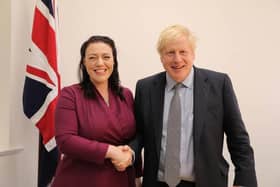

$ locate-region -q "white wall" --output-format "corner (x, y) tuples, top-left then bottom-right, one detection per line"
(0, 0), (38, 187)
(1, 0), (279, 186)
(0, 0), (11, 150)
(0, 0), (13, 186)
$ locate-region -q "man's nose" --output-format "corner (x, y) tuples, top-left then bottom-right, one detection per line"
(173, 53), (182, 62)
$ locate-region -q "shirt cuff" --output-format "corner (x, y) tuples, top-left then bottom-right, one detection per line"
(131, 150), (135, 164)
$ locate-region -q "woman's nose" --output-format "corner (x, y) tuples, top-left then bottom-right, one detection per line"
(95, 57), (104, 65)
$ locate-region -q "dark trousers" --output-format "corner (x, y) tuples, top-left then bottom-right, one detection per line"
(157, 180), (195, 187)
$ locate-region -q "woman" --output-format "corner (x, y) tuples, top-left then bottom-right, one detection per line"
(52, 36), (141, 187)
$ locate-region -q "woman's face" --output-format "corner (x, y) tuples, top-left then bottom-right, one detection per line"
(83, 42), (114, 87)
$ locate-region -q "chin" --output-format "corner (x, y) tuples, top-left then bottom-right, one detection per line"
(169, 74), (185, 82)
(92, 79), (108, 85)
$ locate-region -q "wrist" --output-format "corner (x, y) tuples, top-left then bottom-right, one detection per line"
(105, 145), (117, 159)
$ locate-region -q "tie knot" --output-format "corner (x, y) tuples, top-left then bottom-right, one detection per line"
(173, 83), (181, 92)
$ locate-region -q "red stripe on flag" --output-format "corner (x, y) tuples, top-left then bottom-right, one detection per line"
(26, 65), (55, 86)
(36, 97), (58, 145)
(32, 7), (58, 73)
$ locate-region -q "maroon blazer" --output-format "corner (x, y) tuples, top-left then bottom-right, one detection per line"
(52, 84), (139, 187)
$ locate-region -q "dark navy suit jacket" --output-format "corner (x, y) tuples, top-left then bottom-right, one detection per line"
(131, 66), (257, 187)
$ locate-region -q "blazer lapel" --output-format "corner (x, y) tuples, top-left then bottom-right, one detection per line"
(150, 73), (166, 160)
(193, 67), (209, 156)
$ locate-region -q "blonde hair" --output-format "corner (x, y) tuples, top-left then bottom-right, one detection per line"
(157, 24), (197, 54)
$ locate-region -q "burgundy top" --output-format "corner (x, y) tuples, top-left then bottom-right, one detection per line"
(51, 84), (138, 187)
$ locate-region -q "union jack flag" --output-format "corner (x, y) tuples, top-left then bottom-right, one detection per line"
(23, 0), (60, 152)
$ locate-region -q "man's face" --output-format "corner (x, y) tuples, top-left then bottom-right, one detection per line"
(160, 36), (195, 82)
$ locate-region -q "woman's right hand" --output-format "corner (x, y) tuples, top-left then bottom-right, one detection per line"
(105, 145), (133, 171)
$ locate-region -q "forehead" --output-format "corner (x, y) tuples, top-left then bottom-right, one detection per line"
(86, 42), (112, 54)
(163, 36), (192, 51)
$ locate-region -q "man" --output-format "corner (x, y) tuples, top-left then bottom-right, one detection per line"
(129, 25), (257, 187)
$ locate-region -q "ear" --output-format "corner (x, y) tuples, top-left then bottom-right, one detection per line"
(160, 54), (164, 64)
(81, 62), (85, 68)
(80, 62), (87, 72)
(191, 50), (196, 60)
(82, 58), (87, 65)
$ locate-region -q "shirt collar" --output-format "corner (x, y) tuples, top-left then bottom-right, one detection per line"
(166, 66), (194, 91)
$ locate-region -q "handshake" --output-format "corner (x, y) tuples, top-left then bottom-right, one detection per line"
(105, 145), (134, 172)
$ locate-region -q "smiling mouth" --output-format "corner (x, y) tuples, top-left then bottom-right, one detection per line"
(94, 69), (107, 73)
(171, 65), (185, 70)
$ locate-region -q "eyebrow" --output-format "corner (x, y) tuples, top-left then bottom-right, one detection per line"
(86, 53), (112, 56)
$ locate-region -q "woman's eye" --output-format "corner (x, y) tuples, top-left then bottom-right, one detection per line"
(88, 56), (97, 60)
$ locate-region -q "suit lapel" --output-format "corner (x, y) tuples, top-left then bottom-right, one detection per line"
(150, 73), (166, 160)
(193, 67), (209, 156)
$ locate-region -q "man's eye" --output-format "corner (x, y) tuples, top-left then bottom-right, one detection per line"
(166, 51), (174, 56)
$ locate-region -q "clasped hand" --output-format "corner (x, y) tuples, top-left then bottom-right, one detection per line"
(106, 145), (133, 172)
